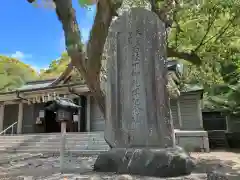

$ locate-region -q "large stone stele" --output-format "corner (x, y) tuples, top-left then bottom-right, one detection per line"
(94, 147), (195, 178)
(104, 5), (174, 150)
(95, 7), (195, 177)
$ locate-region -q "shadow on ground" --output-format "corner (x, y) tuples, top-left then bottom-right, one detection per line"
(192, 156), (240, 179)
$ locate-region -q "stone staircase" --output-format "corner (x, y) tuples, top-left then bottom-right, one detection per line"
(0, 132), (109, 155)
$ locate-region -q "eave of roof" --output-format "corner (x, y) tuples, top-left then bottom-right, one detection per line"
(0, 82), (87, 95)
(180, 84), (204, 100)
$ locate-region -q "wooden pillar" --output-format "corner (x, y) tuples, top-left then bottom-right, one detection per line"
(0, 104), (5, 132)
(60, 120), (66, 172)
(226, 115), (229, 132)
(78, 97), (81, 132)
(176, 99), (182, 128)
(61, 121), (67, 133)
(197, 99), (203, 128)
(17, 102), (23, 134)
(86, 95), (91, 132)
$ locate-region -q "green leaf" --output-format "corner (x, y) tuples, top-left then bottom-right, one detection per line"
(0, 55), (39, 92)
(78, 0), (97, 7)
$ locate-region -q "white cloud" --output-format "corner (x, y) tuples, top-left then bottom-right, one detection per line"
(8, 51), (46, 73)
(10, 51), (32, 60)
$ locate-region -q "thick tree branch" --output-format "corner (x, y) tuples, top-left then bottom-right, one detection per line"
(51, 0), (107, 115)
(86, 0), (121, 73)
(49, 0), (87, 86)
(85, 0), (120, 115)
(193, 6), (218, 53)
(50, 62), (73, 86)
(197, 12), (239, 51)
(167, 47), (201, 65)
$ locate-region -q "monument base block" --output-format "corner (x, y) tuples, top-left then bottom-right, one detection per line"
(94, 146), (196, 178)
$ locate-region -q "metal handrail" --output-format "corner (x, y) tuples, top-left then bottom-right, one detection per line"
(0, 121), (18, 135)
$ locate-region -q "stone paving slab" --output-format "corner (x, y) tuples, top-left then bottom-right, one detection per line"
(0, 152), (235, 180)
(1, 173), (209, 180)
(0, 153), (42, 165)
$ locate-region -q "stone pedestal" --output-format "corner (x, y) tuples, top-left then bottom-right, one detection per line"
(94, 147), (195, 178)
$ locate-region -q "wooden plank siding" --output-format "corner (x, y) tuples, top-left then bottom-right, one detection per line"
(179, 93), (203, 130)
(89, 97), (182, 132)
(3, 104), (18, 134)
(170, 99), (180, 129)
(227, 115), (240, 132)
(89, 92), (203, 131)
(90, 97), (105, 131)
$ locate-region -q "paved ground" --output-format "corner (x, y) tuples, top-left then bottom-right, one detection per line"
(0, 150), (239, 179)
(191, 150), (240, 179)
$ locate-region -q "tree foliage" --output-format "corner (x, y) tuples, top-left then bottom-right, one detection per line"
(40, 52), (70, 79)
(171, 0), (240, 88)
(25, 0), (240, 118)
(204, 54), (240, 114)
(40, 52), (84, 83)
(0, 55), (38, 92)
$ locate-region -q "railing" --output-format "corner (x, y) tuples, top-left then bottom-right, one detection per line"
(0, 121), (18, 135)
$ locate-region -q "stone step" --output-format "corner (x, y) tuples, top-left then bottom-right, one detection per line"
(0, 134), (105, 139)
(0, 138), (106, 143)
(12, 144), (109, 149)
(0, 142), (108, 148)
(0, 153), (42, 164)
(0, 133), (109, 154)
(0, 132), (104, 136)
(13, 148), (110, 152)
(0, 141), (108, 147)
(13, 143), (108, 147)
(0, 147), (108, 151)
(0, 148), (107, 155)
(12, 140), (107, 144)
(0, 135), (105, 139)
(0, 135), (104, 138)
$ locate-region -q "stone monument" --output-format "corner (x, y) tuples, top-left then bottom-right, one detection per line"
(104, 8), (173, 149)
(94, 8), (195, 177)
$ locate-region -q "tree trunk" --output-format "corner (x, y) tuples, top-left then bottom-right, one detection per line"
(52, 0), (116, 118)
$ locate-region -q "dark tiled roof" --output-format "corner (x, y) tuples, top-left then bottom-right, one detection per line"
(181, 84), (204, 93)
(15, 79), (83, 93)
(17, 81), (53, 91)
(45, 97), (80, 111)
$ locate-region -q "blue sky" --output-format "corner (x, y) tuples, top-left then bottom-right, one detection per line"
(0, 0), (96, 71)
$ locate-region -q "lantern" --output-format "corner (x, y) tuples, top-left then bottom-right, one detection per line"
(45, 97), (81, 129)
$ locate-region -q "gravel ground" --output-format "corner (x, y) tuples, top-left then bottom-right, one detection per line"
(0, 151), (239, 179)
